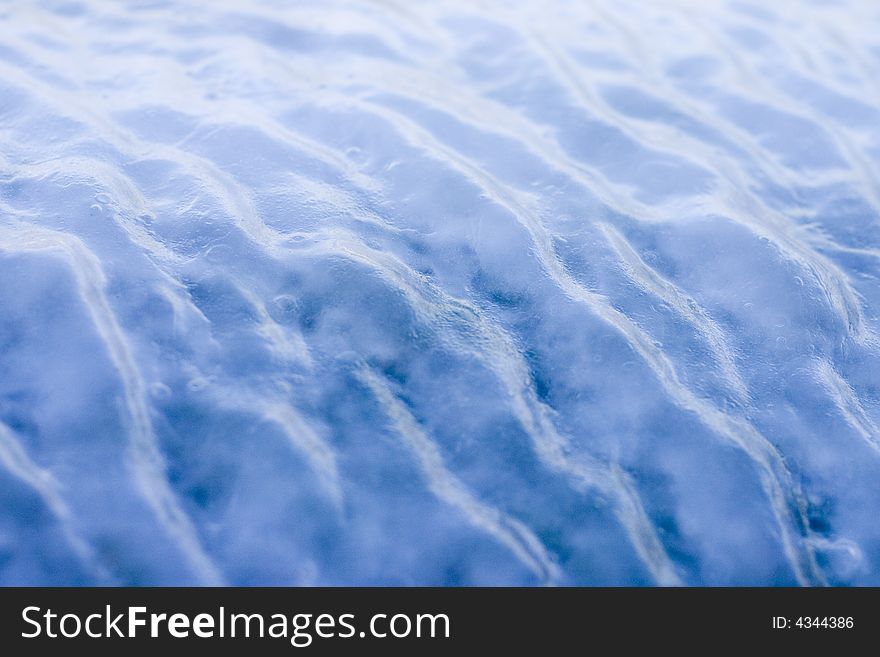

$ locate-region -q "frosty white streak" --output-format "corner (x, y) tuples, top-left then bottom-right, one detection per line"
(0, 223), (222, 585)
(357, 365), (562, 584)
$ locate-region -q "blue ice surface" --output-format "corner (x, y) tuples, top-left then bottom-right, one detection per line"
(0, 0), (879, 586)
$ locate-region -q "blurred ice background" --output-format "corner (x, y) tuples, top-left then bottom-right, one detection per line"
(1, 0), (880, 586)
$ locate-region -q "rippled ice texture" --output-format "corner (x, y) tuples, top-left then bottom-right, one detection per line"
(1, 0), (880, 586)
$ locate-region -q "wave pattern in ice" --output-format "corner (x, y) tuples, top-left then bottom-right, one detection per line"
(1, 0), (880, 585)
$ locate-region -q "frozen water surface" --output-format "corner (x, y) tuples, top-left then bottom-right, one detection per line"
(1, 0), (880, 585)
